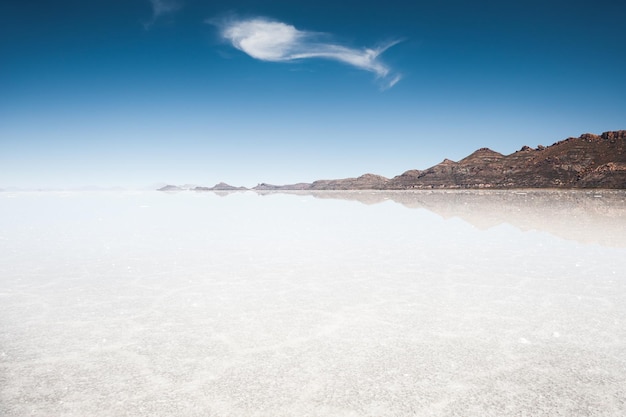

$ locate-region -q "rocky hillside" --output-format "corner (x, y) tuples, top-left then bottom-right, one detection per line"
(255, 130), (626, 190)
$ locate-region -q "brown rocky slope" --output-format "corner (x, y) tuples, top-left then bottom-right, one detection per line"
(255, 130), (626, 190)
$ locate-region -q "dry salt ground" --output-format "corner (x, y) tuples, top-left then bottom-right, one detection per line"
(1, 190), (625, 416)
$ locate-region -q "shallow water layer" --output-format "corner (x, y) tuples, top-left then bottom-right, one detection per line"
(1, 190), (625, 416)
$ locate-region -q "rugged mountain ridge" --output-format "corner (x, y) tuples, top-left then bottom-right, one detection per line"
(158, 130), (626, 191)
(254, 130), (626, 190)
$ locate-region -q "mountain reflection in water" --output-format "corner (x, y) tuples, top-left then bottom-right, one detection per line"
(255, 189), (626, 248)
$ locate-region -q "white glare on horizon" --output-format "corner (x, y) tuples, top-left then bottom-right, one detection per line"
(216, 17), (402, 89)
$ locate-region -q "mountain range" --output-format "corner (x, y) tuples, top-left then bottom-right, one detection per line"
(255, 130), (626, 190)
(160, 130), (626, 191)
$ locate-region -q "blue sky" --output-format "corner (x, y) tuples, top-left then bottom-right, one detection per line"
(2, 0), (625, 189)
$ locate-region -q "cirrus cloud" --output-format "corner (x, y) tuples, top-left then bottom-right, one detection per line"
(215, 17), (402, 89)
(144, 0), (182, 29)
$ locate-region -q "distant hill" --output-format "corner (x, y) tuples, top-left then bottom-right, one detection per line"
(194, 182), (247, 191)
(157, 184), (184, 191)
(253, 130), (626, 190)
(158, 183), (247, 192)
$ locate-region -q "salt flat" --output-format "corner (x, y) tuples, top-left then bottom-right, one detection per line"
(1, 190), (625, 416)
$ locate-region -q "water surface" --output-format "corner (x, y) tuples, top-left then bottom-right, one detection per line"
(1, 190), (625, 416)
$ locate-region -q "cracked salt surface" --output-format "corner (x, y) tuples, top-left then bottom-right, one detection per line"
(1, 190), (626, 416)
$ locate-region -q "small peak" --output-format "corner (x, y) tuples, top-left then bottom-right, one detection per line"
(394, 169), (422, 179)
(459, 147), (504, 165)
(472, 147), (502, 155)
(601, 130), (626, 140)
(358, 173), (389, 181)
(468, 147), (503, 157)
(212, 182), (246, 190)
(440, 158), (457, 164)
(253, 183), (277, 190)
(580, 133), (601, 141)
(157, 184), (182, 191)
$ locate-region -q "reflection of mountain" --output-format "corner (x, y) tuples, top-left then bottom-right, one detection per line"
(258, 190), (626, 248)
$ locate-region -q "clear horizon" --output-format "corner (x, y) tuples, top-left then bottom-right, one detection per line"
(2, 1), (625, 189)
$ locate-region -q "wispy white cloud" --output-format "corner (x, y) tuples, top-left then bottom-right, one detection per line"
(216, 17), (402, 89)
(145, 0), (182, 29)
(150, 0), (181, 17)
